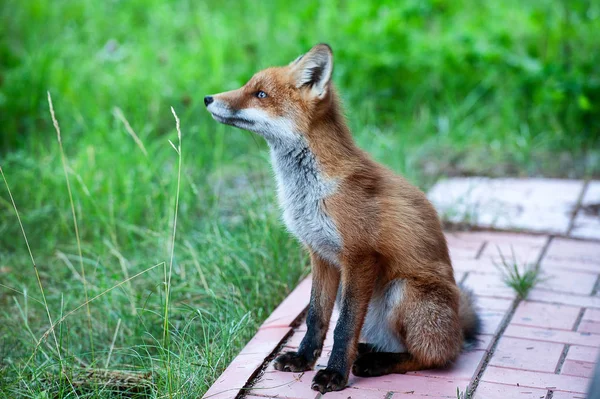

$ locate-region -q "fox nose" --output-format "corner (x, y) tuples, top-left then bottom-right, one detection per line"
(204, 96), (214, 107)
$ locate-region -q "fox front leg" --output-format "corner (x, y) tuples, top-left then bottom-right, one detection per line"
(274, 252), (340, 372)
(311, 255), (375, 393)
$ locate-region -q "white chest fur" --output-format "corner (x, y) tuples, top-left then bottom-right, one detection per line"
(270, 142), (342, 265)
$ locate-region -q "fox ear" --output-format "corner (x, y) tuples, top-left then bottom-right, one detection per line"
(291, 44), (333, 98)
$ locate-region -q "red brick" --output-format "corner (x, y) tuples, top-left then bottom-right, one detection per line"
(454, 271), (466, 284)
(512, 302), (581, 330)
(410, 349), (486, 381)
(527, 290), (600, 309)
(571, 183), (600, 240)
(445, 231), (488, 259)
(537, 269), (597, 295)
(250, 370), (319, 399)
(317, 387), (389, 399)
(462, 273), (516, 299)
(452, 258), (501, 275)
(203, 327), (291, 399)
(473, 232), (547, 250)
(391, 391), (462, 399)
(571, 214), (600, 241)
(472, 334), (495, 351)
(503, 324), (600, 347)
(282, 330), (304, 349)
(203, 361), (263, 399)
(449, 247), (482, 262)
(475, 296), (514, 312)
(561, 359), (595, 378)
(480, 310), (508, 335)
(552, 391), (590, 398)
(567, 345), (600, 363)
(350, 374), (468, 397)
(481, 365), (589, 393)
(473, 382), (548, 399)
(239, 327), (293, 357)
(261, 277), (311, 329)
(578, 320), (600, 334)
(583, 308), (600, 322)
(542, 238), (600, 273)
(489, 337), (564, 373)
(479, 232), (547, 265)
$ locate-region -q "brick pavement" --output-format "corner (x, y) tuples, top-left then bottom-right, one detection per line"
(203, 179), (599, 398)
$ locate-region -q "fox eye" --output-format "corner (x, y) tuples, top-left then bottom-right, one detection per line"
(255, 90), (268, 99)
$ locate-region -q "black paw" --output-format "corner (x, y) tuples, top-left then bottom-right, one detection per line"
(311, 368), (347, 393)
(352, 353), (389, 377)
(273, 351), (313, 372)
(357, 342), (376, 355)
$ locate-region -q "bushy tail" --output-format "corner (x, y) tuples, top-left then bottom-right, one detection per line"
(458, 286), (481, 347)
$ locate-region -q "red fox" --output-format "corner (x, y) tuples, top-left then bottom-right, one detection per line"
(205, 44), (480, 393)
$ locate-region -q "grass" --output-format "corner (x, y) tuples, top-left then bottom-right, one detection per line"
(0, 0), (599, 397)
(494, 247), (543, 299)
(457, 386), (471, 399)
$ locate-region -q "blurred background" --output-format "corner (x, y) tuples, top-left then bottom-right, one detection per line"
(0, 0), (599, 396)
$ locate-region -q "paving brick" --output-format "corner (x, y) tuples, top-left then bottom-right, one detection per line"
(537, 269), (597, 295)
(203, 361), (264, 399)
(481, 365), (589, 393)
(581, 182), (600, 214)
(203, 327), (291, 399)
(567, 345), (600, 363)
(445, 231), (488, 260)
(261, 277), (311, 329)
(475, 296), (514, 312)
(472, 382), (548, 399)
(579, 320), (600, 334)
(571, 181), (600, 240)
(391, 392), (462, 399)
(462, 273), (516, 299)
(452, 258), (500, 275)
(561, 359), (595, 378)
(480, 310), (508, 335)
(318, 387), (389, 399)
(428, 178), (583, 234)
(454, 271), (466, 284)
(410, 349), (487, 381)
(512, 301), (581, 330)
(541, 238), (600, 273)
(583, 308), (600, 322)
(528, 290), (600, 308)
(479, 233), (547, 266)
(351, 374), (468, 397)
(239, 327), (293, 357)
(489, 337), (564, 373)
(503, 324), (600, 347)
(571, 213), (600, 240)
(472, 334), (495, 351)
(250, 370), (319, 399)
(551, 392), (589, 399)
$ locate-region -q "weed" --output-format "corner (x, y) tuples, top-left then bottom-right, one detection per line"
(494, 246), (542, 299)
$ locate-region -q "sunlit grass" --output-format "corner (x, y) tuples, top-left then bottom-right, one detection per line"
(0, 0), (598, 397)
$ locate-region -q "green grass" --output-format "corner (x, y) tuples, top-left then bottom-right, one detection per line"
(0, 0), (599, 397)
(494, 247), (543, 299)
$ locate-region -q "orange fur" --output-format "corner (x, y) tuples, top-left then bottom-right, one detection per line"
(206, 44), (480, 393)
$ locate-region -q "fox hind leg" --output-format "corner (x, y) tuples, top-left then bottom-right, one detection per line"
(354, 280), (464, 377)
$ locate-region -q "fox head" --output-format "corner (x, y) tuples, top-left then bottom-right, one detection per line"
(204, 43), (335, 146)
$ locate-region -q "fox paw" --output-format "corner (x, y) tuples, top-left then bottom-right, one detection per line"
(273, 351), (313, 372)
(352, 352), (407, 377)
(311, 368), (347, 393)
(352, 353), (385, 377)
